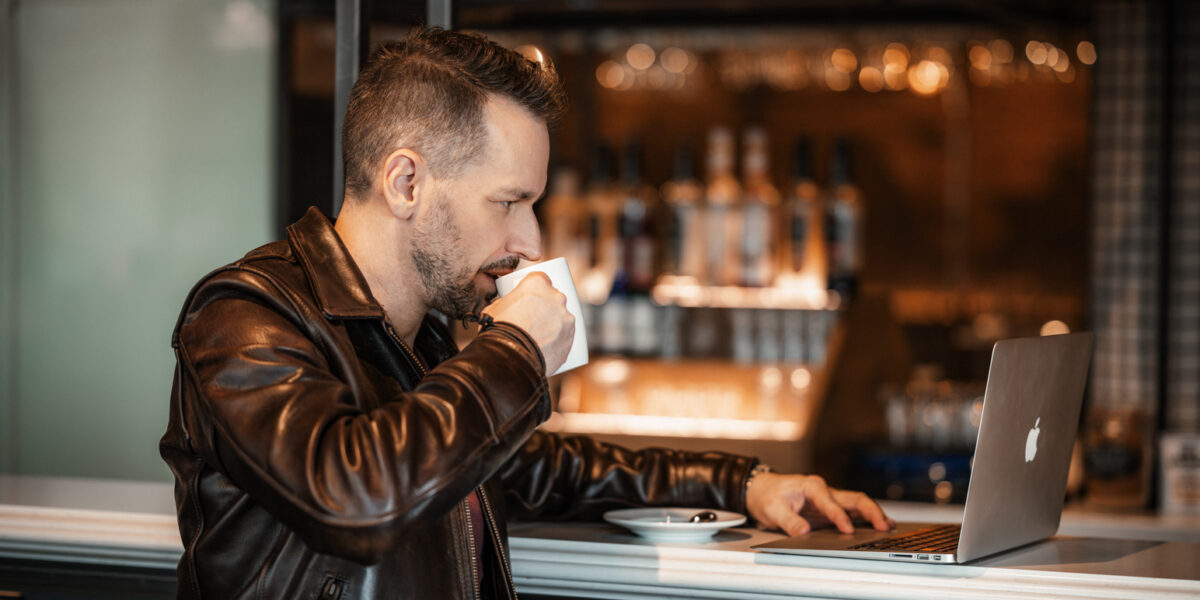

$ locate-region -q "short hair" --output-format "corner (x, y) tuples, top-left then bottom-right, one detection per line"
(341, 27), (567, 199)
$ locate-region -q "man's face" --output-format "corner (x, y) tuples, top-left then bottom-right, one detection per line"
(411, 95), (549, 320)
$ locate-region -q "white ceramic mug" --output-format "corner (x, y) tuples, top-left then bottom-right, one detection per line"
(495, 257), (589, 376)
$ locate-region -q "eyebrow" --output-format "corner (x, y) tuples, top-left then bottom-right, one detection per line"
(492, 188), (546, 202)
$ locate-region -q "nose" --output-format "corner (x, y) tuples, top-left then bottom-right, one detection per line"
(507, 210), (542, 262)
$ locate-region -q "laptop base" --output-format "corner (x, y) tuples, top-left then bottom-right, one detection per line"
(752, 521), (961, 564)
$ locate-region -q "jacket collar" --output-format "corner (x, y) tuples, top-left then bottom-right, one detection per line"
(286, 206), (385, 320)
(286, 207), (460, 365)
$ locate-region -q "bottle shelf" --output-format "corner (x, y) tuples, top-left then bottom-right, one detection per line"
(542, 356), (837, 473)
(548, 358), (821, 442)
(649, 275), (842, 311)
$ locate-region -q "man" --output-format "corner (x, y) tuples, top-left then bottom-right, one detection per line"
(161, 27), (892, 599)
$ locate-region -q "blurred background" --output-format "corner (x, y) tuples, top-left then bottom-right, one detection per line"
(1, 0), (1197, 515)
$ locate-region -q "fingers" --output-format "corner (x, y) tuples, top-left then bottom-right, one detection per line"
(515, 271), (551, 288)
(805, 480), (854, 534)
(764, 500), (812, 537)
(860, 496), (896, 531)
(749, 473), (892, 536)
(516, 272), (564, 300)
(486, 272), (568, 317)
(838, 490), (895, 531)
(481, 271), (574, 372)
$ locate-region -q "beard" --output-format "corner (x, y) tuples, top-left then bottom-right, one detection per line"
(411, 197), (519, 321)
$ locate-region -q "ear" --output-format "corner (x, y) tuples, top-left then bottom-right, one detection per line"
(381, 149), (427, 220)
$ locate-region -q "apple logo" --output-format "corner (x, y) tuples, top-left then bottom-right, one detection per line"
(1025, 418), (1041, 462)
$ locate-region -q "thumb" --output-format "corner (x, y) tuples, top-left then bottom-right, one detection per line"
(765, 502), (811, 537)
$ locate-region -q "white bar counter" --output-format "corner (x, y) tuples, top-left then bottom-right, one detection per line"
(2, 474), (1199, 599)
(508, 520), (1200, 599)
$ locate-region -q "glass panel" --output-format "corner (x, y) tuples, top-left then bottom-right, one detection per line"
(9, 0), (275, 480)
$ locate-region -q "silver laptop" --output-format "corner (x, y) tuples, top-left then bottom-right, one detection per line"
(753, 332), (1093, 564)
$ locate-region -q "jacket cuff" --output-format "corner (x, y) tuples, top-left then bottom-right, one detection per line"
(729, 456), (759, 516)
(469, 321), (551, 426)
(484, 320), (547, 375)
(666, 450), (759, 516)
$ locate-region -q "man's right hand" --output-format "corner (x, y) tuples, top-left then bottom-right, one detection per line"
(481, 272), (574, 375)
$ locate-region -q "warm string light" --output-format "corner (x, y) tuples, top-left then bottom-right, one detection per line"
(590, 36), (1092, 95)
(596, 43), (697, 90)
(969, 37), (1089, 85)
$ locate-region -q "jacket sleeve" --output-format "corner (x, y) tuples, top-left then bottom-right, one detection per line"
(496, 430), (757, 522)
(171, 266), (550, 564)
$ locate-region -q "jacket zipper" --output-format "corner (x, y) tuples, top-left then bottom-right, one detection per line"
(462, 497), (481, 599)
(384, 322), (428, 377)
(479, 487), (518, 600)
(388, 320), (484, 597)
(385, 320), (504, 598)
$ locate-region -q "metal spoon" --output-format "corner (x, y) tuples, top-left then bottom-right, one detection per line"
(688, 510), (718, 523)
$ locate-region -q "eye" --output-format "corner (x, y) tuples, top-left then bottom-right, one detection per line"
(499, 200), (514, 210)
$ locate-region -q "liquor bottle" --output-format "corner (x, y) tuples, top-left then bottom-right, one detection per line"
(739, 127), (780, 287)
(618, 139), (657, 294)
(543, 167), (587, 277)
(755, 309), (782, 363)
(732, 308), (755, 363)
(584, 144), (626, 354)
(825, 137), (863, 302)
(783, 137), (822, 281)
(617, 139), (659, 356)
(704, 127), (741, 287)
(585, 144), (621, 282)
(599, 268), (630, 356)
(543, 167), (598, 352)
(659, 140), (705, 281)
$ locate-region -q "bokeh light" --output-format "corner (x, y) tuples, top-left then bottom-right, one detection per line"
(859, 66), (884, 92)
(884, 62), (908, 90)
(595, 60), (626, 89)
(626, 43), (656, 70)
(661, 46), (690, 74)
(908, 59), (948, 95)
(883, 43), (910, 68)
(989, 39), (1014, 63)
(969, 44), (992, 70)
(1077, 40), (1097, 65)
(1041, 320), (1071, 336)
(831, 47), (858, 73)
(1026, 40), (1048, 65)
(825, 68), (852, 91)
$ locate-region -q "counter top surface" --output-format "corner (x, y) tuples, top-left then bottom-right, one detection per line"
(3, 474), (1199, 599)
(508, 520), (1200, 599)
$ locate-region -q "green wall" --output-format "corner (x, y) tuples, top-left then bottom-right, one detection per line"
(3, 0), (275, 481)
(2, 0), (16, 477)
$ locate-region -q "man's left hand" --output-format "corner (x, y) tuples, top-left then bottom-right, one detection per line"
(745, 472), (895, 536)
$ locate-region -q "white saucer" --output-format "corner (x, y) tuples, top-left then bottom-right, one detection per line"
(603, 507), (747, 543)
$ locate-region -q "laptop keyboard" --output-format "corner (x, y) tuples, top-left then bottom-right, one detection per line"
(847, 524), (961, 554)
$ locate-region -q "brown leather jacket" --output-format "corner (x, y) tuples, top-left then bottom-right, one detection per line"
(161, 207), (756, 599)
